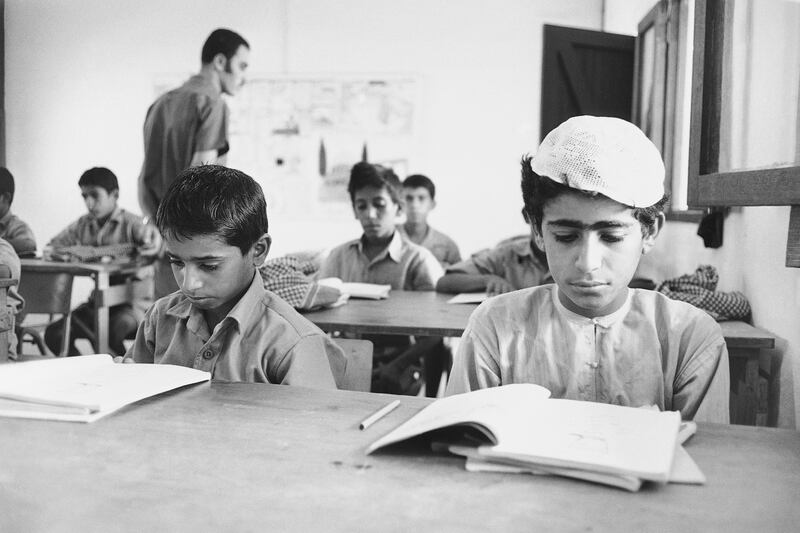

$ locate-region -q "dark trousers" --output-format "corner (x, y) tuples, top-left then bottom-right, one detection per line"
(44, 302), (140, 357)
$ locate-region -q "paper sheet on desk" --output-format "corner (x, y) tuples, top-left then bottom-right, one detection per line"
(447, 292), (489, 304)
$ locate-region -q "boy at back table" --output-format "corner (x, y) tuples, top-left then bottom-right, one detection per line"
(45, 167), (159, 356)
(397, 174), (461, 266)
(446, 116), (729, 423)
(317, 162), (446, 395)
(0, 167), (37, 257)
(125, 165), (344, 388)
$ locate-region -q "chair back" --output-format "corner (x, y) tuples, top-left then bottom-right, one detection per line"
(17, 271), (75, 357)
(18, 271), (74, 316)
(332, 338), (373, 392)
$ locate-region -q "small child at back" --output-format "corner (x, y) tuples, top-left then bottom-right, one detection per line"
(317, 162), (445, 395)
(45, 167), (157, 356)
(0, 167), (37, 257)
(446, 116), (729, 423)
(126, 165), (345, 388)
(397, 174), (461, 267)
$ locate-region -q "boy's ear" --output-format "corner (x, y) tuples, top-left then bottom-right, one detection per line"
(251, 233), (272, 266)
(531, 219), (546, 251)
(111, 189), (120, 200)
(212, 52), (227, 72)
(641, 213), (665, 255)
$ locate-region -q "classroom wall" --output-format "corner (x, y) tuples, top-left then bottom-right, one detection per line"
(6, 1), (798, 427)
(5, 0), (602, 259)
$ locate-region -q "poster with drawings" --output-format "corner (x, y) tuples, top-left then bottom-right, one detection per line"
(223, 75), (418, 214)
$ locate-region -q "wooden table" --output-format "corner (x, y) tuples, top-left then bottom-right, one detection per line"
(20, 259), (152, 355)
(0, 383), (796, 532)
(303, 290), (478, 337)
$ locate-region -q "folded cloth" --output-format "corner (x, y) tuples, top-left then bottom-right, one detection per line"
(259, 255), (342, 311)
(656, 265), (751, 321)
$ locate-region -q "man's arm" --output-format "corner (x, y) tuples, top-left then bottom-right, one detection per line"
(436, 273), (514, 295)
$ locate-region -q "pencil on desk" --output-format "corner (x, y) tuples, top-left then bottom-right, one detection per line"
(359, 399), (401, 430)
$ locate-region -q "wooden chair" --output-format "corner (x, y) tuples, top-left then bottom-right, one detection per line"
(15, 270), (76, 357)
(332, 338), (373, 392)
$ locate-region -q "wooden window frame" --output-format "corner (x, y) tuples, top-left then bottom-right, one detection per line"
(688, 0), (800, 265)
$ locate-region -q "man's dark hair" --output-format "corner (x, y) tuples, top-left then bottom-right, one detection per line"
(520, 155), (668, 236)
(156, 165), (268, 255)
(0, 167), (15, 202)
(78, 167), (119, 194)
(201, 28), (249, 64)
(347, 162), (402, 204)
(402, 174), (436, 200)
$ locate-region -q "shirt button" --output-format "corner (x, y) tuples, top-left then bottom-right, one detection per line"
(202, 350), (214, 360)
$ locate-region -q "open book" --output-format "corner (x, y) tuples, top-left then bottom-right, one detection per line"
(0, 354), (210, 423)
(366, 384), (688, 491)
(317, 277), (391, 299)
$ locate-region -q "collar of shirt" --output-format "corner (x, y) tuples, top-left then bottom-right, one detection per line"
(89, 206), (124, 228)
(166, 272), (265, 337)
(552, 284), (633, 329)
(184, 74), (223, 99)
(353, 231), (405, 264)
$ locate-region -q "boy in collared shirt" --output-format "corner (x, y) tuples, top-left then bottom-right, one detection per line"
(397, 174), (461, 267)
(0, 167), (37, 257)
(126, 165), (344, 388)
(436, 220), (550, 296)
(45, 167), (159, 356)
(318, 162), (445, 395)
(447, 116), (729, 423)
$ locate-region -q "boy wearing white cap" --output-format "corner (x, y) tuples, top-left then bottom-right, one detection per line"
(446, 116), (729, 423)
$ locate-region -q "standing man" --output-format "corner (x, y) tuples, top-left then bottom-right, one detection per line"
(138, 28), (250, 297)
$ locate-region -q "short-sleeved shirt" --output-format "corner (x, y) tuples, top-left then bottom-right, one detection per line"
(317, 231), (444, 291)
(446, 236), (550, 290)
(127, 274), (345, 389)
(48, 207), (149, 249)
(446, 285), (730, 423)
(397, 224), (461, 266)
(138, 74), (228, 217)
(0, 211), (36, 256)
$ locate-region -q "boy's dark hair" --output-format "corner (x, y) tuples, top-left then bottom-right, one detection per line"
(201, 28), (249, 64)
(402, 174), (436, 200)
(0, 167), (15, 202)
(520, 155), (668, 236)
(78, 167), (119, 193)
(347, 162), (402, 204)
(156, 165), (268, 255)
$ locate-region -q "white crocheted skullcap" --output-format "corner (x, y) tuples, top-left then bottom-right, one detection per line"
(530, 115), (665, 207)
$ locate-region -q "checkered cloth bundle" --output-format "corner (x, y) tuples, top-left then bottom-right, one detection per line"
(656, 265), (751, 321)
(258, 255), (341, 310)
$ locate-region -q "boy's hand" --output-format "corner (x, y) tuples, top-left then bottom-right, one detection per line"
(485, 275), (515, 296)
(113, 356), (136, 364)
(137, 223), (163, 258)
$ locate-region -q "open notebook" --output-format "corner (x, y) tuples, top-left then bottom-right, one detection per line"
(0, 354), (210, 422)
(367, 384), (697, 491)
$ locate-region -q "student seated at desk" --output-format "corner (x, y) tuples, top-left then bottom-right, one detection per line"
(446, 116), (730, 423)
(0, 167), (37, 257)
(0, 237), (23, 358)
(45, 167), (159, 357)
(317, 162), (445, 395)
(125, 165), (344, 389)
(397, 174), (461, 267)
(436, 213), (550, 296)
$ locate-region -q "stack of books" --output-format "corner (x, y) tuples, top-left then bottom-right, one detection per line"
(366, 384), (704, 491)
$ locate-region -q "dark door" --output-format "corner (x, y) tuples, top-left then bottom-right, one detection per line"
(540, 24), (635, 140)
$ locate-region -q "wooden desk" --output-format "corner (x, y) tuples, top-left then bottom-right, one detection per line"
(303, 290), (478, 337)
(719, 321), (777, 426)
(0, 383), (796, 532)
(20, 259), (152, 355)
